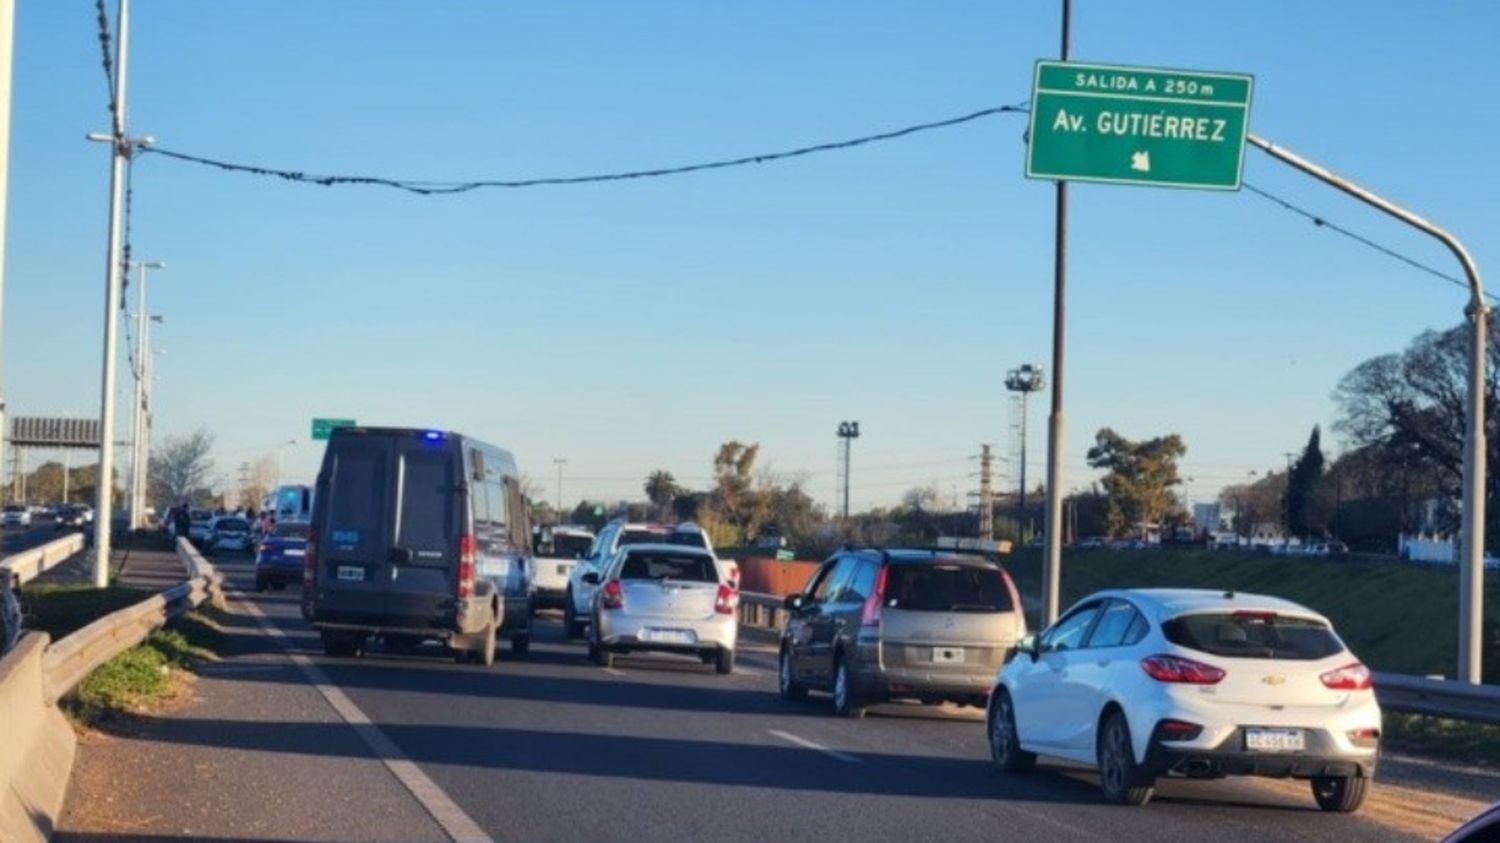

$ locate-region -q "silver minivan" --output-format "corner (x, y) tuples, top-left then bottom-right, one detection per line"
(778, 548), (1026, 718)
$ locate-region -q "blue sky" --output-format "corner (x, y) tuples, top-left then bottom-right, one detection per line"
(5, 1), (1497, 512)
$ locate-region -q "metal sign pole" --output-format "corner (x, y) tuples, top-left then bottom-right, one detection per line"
(1247, 132), (1488, 683)
(1041, 0), (1072, 627)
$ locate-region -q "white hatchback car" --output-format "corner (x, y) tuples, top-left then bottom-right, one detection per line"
(988, 589), (1380, 812)
(584, 543), (738, 674)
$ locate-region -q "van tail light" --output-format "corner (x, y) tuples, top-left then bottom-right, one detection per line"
(457, 534), (477, 599)
(1140, 654), (1226, 685)
(600, 579), (624, 610)
(860, 565), (890, 627)
(714, 584), (738, 615)
(303, 527), (319, 588)
(1320, 662), (1373, 691)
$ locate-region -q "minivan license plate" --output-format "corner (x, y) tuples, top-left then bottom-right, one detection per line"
(336, 565), (365, 582)
(932, 647), (965, 664)
(1245, 728), (1305, 752)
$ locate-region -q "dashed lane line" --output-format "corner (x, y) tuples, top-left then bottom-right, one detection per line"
(769, 729), (862, 764)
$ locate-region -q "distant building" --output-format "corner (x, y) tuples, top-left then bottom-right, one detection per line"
(1192, 503), (1223, 534)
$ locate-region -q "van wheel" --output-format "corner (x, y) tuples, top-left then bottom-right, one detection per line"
(832, 656), (865, 719)
(715, 648), (735, 675)
(778, 647), (807, 702)
(511, 634), (531, 657)
(1311, 775), (1369, 812)
(1097, 710), (1153, 806)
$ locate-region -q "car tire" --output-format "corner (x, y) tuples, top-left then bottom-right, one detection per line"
(832, 656), (865, 719)
(1311, 775), (1369, 813)
(512, 634), (531, 657)
(715, 648), (735, 675)
(592, 643), (613, 668)
(563, 592), (584, 640)
(988, 690), (1036, 773)
(1097, 710), (1153, 806)
(778, 647), (808, 702)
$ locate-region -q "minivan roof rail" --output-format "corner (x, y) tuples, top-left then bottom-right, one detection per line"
(842, 544), (1009, 564)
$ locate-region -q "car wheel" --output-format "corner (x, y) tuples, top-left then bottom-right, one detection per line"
(1097, 710), (1153, 806)
(778, 647), (808, 702)
(715, 648), (735, 675)
(988, 690), (1036, 773)
(512, 634), (531, 657)
(1311, 775), (1369, 812)
(832, 656), (865, 719)
(563, 592), (584, 640)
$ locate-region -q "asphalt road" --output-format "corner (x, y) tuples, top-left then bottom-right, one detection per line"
(2, 521), (72, 555)
(98, 556), (1465, 843)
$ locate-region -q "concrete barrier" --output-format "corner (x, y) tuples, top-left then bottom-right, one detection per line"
(0, 633), (76, 843)
(0, 534), (86, 589)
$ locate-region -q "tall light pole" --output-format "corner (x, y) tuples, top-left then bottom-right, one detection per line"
(86, 0), (153, 587)
(836, 421), (860, 519)
(552, 458), (566, 516)
(127, 259), (163, 529)
(0, 0), (15, 497)
(1005, 363), (1045, 539)
(1041, 0), (1073, 626)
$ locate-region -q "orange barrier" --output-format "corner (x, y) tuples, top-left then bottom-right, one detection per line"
(736, 557), (819, 597)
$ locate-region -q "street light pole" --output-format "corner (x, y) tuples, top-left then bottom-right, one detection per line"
(128, 260), (163, 529)
(1042, 0), (1072, 626)
(553, 458), (566, 516)
(1247, 132), (1489, 683)
(0, 0), (15, 495)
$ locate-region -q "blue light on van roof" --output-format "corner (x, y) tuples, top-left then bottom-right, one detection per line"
(423, 430), (444, 441)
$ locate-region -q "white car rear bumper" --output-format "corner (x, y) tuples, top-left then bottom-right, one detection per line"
(596, 610), (737, 653)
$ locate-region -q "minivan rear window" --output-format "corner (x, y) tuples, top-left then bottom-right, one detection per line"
(538, 534), (593, 558)
(619, 552), (717, 583)
(1162, 613), (1344, 660)
(884, 563), (1014, 613)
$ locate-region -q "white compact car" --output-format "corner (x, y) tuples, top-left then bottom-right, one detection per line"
(208, 515), (254, 552)
(564, 520), (731, 638)
(988, 589), (1380, 812)
(3, 505), (31, 528)
(585, 543), (738, 674)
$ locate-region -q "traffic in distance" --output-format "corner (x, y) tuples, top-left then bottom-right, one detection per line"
(170, 424), (1386, 814)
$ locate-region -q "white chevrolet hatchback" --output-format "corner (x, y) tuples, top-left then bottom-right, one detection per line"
(988, 589), (1381, 811)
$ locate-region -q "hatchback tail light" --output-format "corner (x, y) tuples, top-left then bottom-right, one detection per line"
(1140, 654), (1227, 685)
(860, 564), (890, 627)
(1156, 719), (1204, 742)
(302, 527), (319, 588)
(714, 584), (738, 615)
(600, 579), (624, 610)
(1320, 662), (1373, 691)
(457, 534), (477, 599)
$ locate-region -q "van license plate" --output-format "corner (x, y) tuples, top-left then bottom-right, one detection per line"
(932, 647), (965, 664)
(1245, 728), (1305, 752)
(336, 565), (365, 582)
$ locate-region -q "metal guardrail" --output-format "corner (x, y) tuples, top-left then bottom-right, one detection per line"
(737, 591), (787, 632)
(1374, 672), (1500, 725)
(35, 536), (222, 704)
(0, 533), (86, 588)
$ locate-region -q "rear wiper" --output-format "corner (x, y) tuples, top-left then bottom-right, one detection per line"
(948, 604), (999, 613)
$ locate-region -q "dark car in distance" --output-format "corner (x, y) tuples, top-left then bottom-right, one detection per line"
(255, 521), (310, 591)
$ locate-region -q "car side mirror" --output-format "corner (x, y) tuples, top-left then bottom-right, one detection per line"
(783, 594), (807, 612)
(1016, 633), (1040, 661)
(581, 572), (600, 586)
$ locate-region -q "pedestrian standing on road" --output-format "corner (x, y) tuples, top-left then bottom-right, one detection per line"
(173, 503), (190, 541)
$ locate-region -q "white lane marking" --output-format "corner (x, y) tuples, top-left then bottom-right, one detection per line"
(769, 729), (861, 764)
(602, 667), (625, 677)
(232, 589), (493, 843)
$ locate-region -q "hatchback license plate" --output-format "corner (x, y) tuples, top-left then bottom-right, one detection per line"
(1245, 728), (1305, 752)
(644, 628), (694, 644)
(932, 647), (966, 664)
(336, 565), (365, 582)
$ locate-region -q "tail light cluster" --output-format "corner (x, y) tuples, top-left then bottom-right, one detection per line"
(859, 565), (890, 627)
(714, 584), (738, 615)
(600, 579), (624, 610)
(302, 527), (319, 589)
(1140, 654), (1227, 685)
(1156, 719), (1204, 742)
(1320, 662), (1373, 691)
(457, 534), (477, 599)
(1347, 727), (1380, 747)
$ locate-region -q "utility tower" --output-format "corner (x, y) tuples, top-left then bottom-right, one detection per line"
(836, 421), (860, 519)
(978, 444), (994, 540)
(1004, 364), (1046, 538)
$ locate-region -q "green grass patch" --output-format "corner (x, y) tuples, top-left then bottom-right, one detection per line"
(1003, 547), (1500, 681)
(1382, 713), (1500, 767)
(64, 606), (228, 726)
(20, 583), (152, 640)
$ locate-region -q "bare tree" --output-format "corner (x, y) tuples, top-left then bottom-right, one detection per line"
(149, 429), (215, 508)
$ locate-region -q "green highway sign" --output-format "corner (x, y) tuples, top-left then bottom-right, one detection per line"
(311, 417), (356, 440)
(1026, 61), (1253, 190)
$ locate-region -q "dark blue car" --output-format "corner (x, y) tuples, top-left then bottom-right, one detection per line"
(255, 522), (311, 592)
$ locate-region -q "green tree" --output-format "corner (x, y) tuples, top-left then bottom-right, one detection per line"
(644, 470), (679, 519)
(1285, 426), (1327, 539)
(1086, 428), (1187, 538)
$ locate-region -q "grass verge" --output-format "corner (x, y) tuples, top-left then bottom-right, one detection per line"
(1382, 712), (1500, 768)
(64, 605), (229, 727)
(20, 583), (152, 640)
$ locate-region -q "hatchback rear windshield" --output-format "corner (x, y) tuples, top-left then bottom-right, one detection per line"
(216, 519), (250, 532)
(666, 531), (709, 549)
(1163, 612), (1344, 660)
(272, 523), (310, 539)
(884, 563), (1014, 613)
(619, 552), (717, 583)
(619, 528), (670, 547)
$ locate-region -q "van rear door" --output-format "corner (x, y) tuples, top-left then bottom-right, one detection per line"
(384, 436), (463, 627)
(317, 435), (394, 623)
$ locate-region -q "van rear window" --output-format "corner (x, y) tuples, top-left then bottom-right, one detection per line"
(1162, 613), (1344, 660)
(396, 448), (455, 559)
(884, 563), (1014, 613)
(327, 445), (387, 549)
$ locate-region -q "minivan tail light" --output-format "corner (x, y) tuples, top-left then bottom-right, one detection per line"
(303, 526), (319, 588)
(1320, 662), (1373, 691)
(600, 579), (624, 610)
(860, 564), (889, 627)
(1140, 654), (1226, 685)
(714, 584), (738, 615)
(457, 534), (477, 600)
